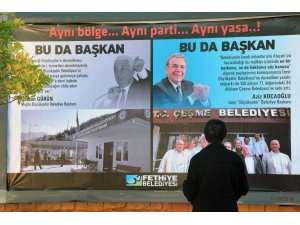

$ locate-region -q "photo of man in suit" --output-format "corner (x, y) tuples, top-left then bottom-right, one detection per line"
(93, 55), (150, 109)
(240, 145), (263, 174)
(153, 53), (211, 108)
(262, 140), (291, 174)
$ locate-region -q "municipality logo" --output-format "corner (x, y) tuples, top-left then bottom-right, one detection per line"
(126, 175), (178, 187)
(126, 175), (143, 186)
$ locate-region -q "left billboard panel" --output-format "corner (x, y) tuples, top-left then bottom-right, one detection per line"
(7, 26), (151, 190)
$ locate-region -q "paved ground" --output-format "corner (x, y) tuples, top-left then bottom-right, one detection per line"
(21, 164), (89, 173)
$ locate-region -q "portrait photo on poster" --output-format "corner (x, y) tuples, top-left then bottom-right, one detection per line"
(152, 36), (297, 110)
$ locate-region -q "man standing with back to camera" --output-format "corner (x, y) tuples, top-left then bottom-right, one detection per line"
(183, 119), (249, 212)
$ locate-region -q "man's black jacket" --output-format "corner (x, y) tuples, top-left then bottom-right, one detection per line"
(183, 143), (249, 212)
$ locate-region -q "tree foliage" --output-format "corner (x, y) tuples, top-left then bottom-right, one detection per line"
(0, 12), (52, 105)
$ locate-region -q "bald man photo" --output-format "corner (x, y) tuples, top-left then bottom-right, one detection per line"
(93, 55), (151, 109)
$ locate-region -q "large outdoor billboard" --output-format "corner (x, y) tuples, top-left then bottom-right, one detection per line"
(7, 16), (300, 192)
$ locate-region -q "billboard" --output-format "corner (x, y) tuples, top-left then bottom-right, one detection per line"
(7, 16), (300, 192)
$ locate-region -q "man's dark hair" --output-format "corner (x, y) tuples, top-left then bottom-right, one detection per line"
(204, 119), (227, 143)
(244, 136), (250, 141)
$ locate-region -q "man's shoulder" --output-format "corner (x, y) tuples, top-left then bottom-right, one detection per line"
(223, 147), (243, 160)
(153, 78), (171, 94)
(280, 152), (290, 159)
(154, 78), (168, 87)
(264, 151), (272, 156)
(262, 152), (272, 160)
(163, 149), (175, 156)
(207, 145), (244, 162)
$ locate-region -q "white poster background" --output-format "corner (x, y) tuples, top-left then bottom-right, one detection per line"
(22, 40), (151, 109)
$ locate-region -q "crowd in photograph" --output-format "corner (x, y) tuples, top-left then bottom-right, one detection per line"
(158, 133), (291, 175)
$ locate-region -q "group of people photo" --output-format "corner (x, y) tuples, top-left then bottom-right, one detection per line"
(21, 148), (68, 172)
(226, 134), (291, 175)
(157, 132), (292, 175)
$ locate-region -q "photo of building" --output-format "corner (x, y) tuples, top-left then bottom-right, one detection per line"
(21, 109), (151, 173)
(153, 108), (291, 173)
(75, 109), (151, 172)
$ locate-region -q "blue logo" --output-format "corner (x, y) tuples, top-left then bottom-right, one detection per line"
(126, 175), (142, 186)
(126, 175), (178, 187)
